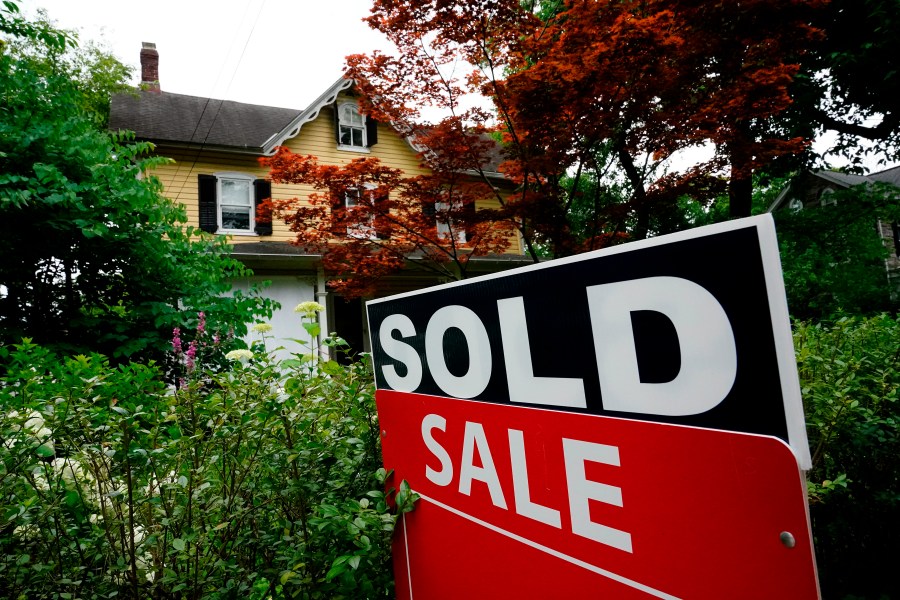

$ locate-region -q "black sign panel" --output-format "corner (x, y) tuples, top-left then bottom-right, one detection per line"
(366, 216), (810, 467)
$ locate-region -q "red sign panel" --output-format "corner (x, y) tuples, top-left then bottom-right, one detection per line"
(379, 390), (818, 599)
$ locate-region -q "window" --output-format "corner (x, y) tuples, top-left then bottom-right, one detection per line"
(335, 101), (378, 152)
(339, 103), (366, 149)
(345, 186), (376, 239)
(219, 175), (254, 232)
(892, 222), (900, 258)
(819, 188), (837, 207)
(197, 173), (272, 236)
(435, 201), (467, 244)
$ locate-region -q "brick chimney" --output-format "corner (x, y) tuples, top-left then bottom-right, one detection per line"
(140, 42), (160, 92)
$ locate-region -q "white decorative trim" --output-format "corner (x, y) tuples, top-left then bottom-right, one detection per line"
(263, 77), (355, 155)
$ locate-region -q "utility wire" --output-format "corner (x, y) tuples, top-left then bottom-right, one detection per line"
(166, 0), (270, 207)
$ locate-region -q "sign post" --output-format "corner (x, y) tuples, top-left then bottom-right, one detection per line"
(367, 215), (819, 599)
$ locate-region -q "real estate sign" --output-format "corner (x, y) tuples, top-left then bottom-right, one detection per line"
(367, 214), (819, 599)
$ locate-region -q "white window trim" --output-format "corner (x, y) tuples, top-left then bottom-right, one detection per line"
(215, 171), (257, 235)
(337, 101), (370, 153)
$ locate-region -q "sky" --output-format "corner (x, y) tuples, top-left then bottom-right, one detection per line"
(21, 0), (391, 110)
(16, 0), (892, 172)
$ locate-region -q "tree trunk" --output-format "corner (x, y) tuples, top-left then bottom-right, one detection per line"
(729, 173), (753, 219)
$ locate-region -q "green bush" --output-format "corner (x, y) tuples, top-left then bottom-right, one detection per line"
(0, 323), (410, 598)
(795, 314), (900, 599)
(775, 183), (900, 320)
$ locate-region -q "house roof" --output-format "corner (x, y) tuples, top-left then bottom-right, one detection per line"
(109, 91), (300, 153)
(869, 165), (900, 186)
(109, 78), (371, 157)
(110, 78), (510, 178)
(769, 167), (900, 211)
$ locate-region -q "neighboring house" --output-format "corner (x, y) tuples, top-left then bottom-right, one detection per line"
(109, 43), (528, 360)
(768, 166), (900, 302)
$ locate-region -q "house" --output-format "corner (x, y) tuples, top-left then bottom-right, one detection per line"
(109, 43), (528, 360)
(768, 166), (900, 303)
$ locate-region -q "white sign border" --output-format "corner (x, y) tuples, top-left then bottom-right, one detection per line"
(367, 214), (812, 470)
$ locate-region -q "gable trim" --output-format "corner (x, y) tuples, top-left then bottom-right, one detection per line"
(262, 77), (355, 156)
(768, 170), (863, 212)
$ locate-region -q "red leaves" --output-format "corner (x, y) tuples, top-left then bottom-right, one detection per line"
(263, 0), (825, 292)
(353, 0), (824, 234)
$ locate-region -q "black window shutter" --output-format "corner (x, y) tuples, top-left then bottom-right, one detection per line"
(198, 174), (218, 233)
(422, 199), (437, 218)
(463, 199), (476, 242)
(254, 179), (273, 236)
(374, 191), (391, 239)
(366, 116), (378, 147)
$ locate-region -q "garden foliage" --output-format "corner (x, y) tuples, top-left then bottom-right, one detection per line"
(795, 314), (900, 599)
(0, 317), (410, 599)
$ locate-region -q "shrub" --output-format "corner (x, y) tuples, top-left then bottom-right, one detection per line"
(795, 314), (900, 599)
(0, 328), (410, 599)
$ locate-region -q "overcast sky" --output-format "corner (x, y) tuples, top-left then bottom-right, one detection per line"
(18, 0), (892, 172)
(21, 0), (391, 109)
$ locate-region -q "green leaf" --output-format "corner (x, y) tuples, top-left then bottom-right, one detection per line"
(35, 443), (55, 458)
(322, 360), (344, 376)
(64, 490), (81, 507)
(280, 570), (295, 585)
(172, 538), (185, 551)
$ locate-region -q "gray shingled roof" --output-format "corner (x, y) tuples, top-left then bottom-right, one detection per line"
(110, 87), (511, 174)
(870, 165), (900, 186)
(813, 170), (871, 188)
(109, 91), (300, 152)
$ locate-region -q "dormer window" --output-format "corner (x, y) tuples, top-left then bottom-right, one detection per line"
(334, 101), (378, 152)
(339, 103), (366, 149)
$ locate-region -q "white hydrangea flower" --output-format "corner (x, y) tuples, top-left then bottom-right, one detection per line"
(225, 349), (254, 364)
(293, 301), (325, 316)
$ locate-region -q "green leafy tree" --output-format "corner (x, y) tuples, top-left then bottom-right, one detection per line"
(775, 182), (900, 319)
(805, 0), (900, 167)
(2, 8), (132, 126)
(0, 1), (272, 362)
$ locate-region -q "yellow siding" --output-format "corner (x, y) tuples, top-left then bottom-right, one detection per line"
(149, 98), (522, 254)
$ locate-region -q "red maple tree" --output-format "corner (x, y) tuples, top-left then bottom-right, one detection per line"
(264, 0), (823, 295)
(259, 123), (516, 297)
